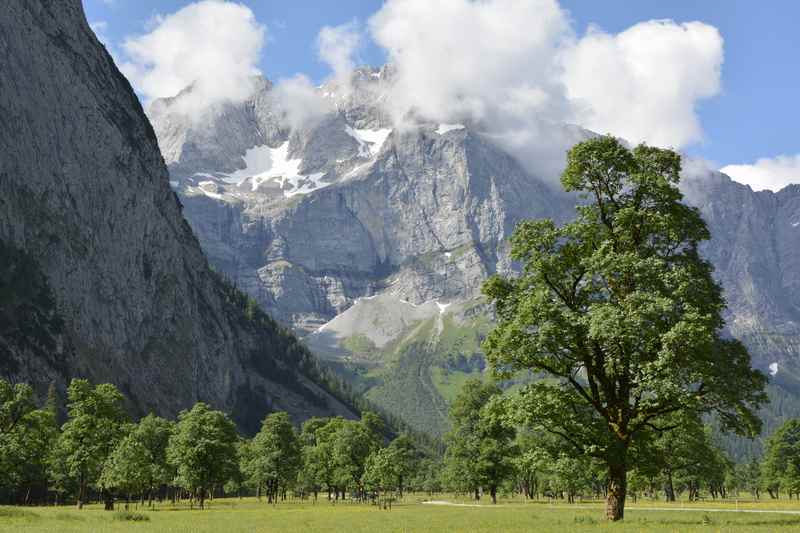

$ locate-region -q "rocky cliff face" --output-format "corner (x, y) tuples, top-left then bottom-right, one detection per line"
(0, 0), (355, 432)
(154, 67), (578, 333)
(151, 66), (800, 434)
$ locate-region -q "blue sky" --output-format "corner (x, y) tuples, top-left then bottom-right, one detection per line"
(83, 0), (799, 190)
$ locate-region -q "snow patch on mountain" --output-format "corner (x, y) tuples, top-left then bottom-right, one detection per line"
(222, 142), (331, 197)
(345, 126), (392, 157)
(436, 123), (465, 135)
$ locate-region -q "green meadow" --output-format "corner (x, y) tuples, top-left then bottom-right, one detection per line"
(3, 497), (800, 533)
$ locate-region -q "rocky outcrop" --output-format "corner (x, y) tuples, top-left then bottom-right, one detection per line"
(0, 0), (354, 432)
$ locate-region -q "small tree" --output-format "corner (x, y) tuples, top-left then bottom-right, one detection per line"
(386, 434), (418, 498)
(243, 412), (301, 503)
(99, 414), (173, 508)
(445, 380), (516, 504)
(362, 447), (396, 507)
(762, 419), (800, 499)
(329, 417), (382, 499)
(632, 412), (723, 502)
(167, 402), (238, 509)
(52, 380), (128, 509)
(0, 405), (57, 504)
(744, 458), (762, 499)
(299, 417), (340, 500)
(98, 428), (148, 508)
(483, 136), (767, 520)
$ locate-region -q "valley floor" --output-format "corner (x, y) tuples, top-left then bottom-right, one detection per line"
(3, 497), (800, 532)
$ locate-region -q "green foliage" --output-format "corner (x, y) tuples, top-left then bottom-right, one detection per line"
(297, 413), (385, 497)
(242, 412), (301, 501)
(0, 380), (57, 501)
(50, 379), (128, 507)
(0, 380), (35, 433)
(99, 414), (173, 499)
(444, 380), (516, 502)
(630, 412), (732, 501)
(166, 402), (238, 508)
(111, 510), (150, 522)
(482, 136), (768, 518)
(363, 434), (420, 496)
(761, 419), (800, 497)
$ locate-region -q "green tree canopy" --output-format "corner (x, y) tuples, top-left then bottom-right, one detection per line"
(362, 434), (419, 498)
(762, 419), (800, 498)
(0, 380), (34, 435)
(445, 379), (517, 504)
(99, 413), (173, 507)
(51, 379), (128, 509)
(166, 402), (238, 509)
(243, 411), (301, 503)
(0, 400), (57, 503)
(482, 136), (767, 520)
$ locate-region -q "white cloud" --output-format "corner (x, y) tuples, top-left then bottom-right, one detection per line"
(271, 74), (332, 130)
(119, 0), (266, 114)
(562, 20), (723, 149)
(370, 0), (571, 127)
(721, 155), (800, 192)
(369, 0), (575, 179)
(367, 0), (724, 181)
(317, 21), (361, 92)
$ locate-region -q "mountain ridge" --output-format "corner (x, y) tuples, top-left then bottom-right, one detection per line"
(152, 66), (800, 439)
(0, 0), (356, 433)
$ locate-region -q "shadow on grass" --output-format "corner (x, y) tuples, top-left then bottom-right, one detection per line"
(632, 516), (800, 527)
(0, 508), (39, 520)
(53, 512), (85, 521)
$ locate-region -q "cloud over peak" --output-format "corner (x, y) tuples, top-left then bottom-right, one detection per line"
(722, 155), (800, 192)
(120, 0), (266, 114)
(366, 0), (723, 179)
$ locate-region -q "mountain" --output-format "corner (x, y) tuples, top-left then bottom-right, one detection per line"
(0, 0), (356, 433)
(151, 67), (800, 440)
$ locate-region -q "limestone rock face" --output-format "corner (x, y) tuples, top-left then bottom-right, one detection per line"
(155, 68), (574, 332)
(0, 0), (354, 432)
(153, 64), (800, 420)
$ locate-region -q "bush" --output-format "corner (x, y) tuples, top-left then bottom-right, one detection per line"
(112, 511), (150, 522)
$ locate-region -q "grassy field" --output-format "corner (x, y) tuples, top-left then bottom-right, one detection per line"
(3, 496), (800, 532)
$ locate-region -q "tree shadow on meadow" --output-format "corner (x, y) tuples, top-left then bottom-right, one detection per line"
(630, 516), (800, 528)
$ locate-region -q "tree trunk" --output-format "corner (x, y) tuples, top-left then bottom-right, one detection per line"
(474, 487), (480, 501)
(103, 490), (114, 511)
(77, 472), (86, 509)
(665, 471), (676, 502)
(490, 486), (497, 504)
(605, 460), (627, 521)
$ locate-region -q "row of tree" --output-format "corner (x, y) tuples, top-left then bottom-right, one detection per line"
(0, 378), (419, 509)
(2, 376), (799, 510)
